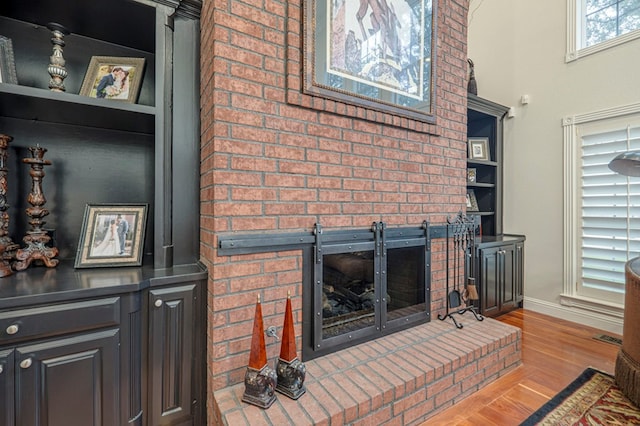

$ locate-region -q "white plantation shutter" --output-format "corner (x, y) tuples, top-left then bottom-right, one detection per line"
(580, 126), (640, 300)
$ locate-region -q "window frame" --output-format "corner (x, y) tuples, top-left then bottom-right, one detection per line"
(566, 0), (640, 62)
(562, 102), (640, 315)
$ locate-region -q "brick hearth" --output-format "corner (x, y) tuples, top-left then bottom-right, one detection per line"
(214, 316), (521, 425)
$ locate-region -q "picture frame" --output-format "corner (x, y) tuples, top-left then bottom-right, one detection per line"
(468, 137), (490, 161)
(79, 56), (145, 103)
(0, 36), (18, 85)
(467, 168), (477, 183)
(466, 189), (479, 212)
(75, 204), (148, 268)
(303, 0), (436, 123)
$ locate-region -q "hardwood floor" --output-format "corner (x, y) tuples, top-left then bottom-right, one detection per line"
(422, 309), (621, 425)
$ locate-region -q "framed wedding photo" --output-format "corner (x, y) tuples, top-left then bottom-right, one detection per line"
(468, 137), (490, 161)
(466, 189), (479, 212)
(79, 56), (145, 103)
(75, 204), (148, 268)
(0, 36), (18, 84)
(467, 168), (477, 183)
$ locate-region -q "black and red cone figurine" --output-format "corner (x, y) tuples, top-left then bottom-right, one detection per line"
(276, 291), (306, 399)
(242, 294), (277, 408)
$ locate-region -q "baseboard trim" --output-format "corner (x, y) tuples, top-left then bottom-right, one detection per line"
(523, 297), (623, 335)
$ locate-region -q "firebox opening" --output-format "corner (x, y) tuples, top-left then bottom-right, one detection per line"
(303, 222), (431, 360)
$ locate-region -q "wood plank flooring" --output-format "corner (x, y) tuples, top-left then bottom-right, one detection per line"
(422, 309), (621, 425)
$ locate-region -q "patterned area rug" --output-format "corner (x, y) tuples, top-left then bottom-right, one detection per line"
(521, 367), (640, 425)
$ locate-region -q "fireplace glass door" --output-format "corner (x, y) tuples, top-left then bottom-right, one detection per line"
(320, 242), (379, 341)
(307, 223), (431, 358)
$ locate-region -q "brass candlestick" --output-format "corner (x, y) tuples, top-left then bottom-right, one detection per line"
(14, 145), (59, 271)
(46, 22), (70, 92)
(0, 134), (19, 276)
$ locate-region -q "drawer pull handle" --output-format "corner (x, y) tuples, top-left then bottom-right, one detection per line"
(6, 324), (19, 335)
(154, 299), (163, 308)
(20, 358), (32, 369)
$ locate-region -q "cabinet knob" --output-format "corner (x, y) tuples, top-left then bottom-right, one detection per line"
(6, 324), (19, 335)
(154, 299), (163, 308)
(20, 358), (32, 369)
(0, 364), (3, 374)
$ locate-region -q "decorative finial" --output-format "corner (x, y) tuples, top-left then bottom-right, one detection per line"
(276, 291), (306, 399)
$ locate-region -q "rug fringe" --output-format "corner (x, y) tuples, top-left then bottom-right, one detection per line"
(615, 349), (640, 407)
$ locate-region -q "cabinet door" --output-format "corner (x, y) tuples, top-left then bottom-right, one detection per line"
(479, 247), (501, 317)
(500, 244), (517, 311)
(515, 242), (525, 305)
(0, 348), (15, 426)
(148, 284), (196, 426)
(15, 329), (120, 426)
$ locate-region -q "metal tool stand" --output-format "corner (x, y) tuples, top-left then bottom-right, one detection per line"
(438, 212), (484, 329)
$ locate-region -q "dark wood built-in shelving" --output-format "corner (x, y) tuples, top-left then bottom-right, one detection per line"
(0, 0), (205, 424)
(466, 95), (525, 318)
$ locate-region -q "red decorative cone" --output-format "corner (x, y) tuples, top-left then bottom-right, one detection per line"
(279, 293), (297, 363)
(248, 295), (268, 370)
(276, 291), (306, 399)
(242, 294), (277, 408)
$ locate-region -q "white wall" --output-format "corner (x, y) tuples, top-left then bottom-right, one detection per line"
(467, 0), (640, 333)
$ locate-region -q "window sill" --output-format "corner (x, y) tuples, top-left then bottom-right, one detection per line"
(566, 29), (640, 62)
(559, 293), (624, 319)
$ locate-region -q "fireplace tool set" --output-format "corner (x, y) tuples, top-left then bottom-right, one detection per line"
(438, 212), (483, 329)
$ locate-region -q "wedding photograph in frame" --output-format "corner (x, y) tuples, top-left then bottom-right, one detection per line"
(467, 168), (477, 183)
(467, 189), (480, 212)
(0, 36), (18, 84)
(303, 0), (436, 122)
(466, 189), (479, 212)
(468, 137), (490, 161)
(75, 204), (148, 268)
(79, 56), (145, 103)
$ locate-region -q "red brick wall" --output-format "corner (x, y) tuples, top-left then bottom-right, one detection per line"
(200, 0), (469, 412)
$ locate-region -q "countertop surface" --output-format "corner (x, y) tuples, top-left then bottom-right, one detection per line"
(0, 260), (207, 309)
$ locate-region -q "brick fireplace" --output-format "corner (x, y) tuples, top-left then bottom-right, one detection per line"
(199, 0), (522, 424)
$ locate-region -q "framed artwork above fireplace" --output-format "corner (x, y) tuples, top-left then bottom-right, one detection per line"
(303, 0), (436, 123)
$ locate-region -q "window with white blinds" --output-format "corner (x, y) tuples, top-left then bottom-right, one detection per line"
(580, 126), (640, 301)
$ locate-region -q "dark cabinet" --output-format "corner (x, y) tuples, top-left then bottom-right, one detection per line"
(467, 95), (525, 317)
(476, 236), (525, 317)
(0, 273), (206, 426)
(0, 0), (204, 423)
(14, 330), (120, 426)
(0, 348), (15, 426)
(148, 284), (203, 426)
(515, 240), (524, 306)
(0, 297), (124, 426)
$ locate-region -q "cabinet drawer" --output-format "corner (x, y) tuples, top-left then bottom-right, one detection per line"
(0, 297), (120, 345)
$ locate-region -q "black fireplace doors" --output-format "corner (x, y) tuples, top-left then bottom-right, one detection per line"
(302, 222), (432, 359)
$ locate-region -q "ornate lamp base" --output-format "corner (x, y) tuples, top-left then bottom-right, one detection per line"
(14, 145), (59, 271)
(46, 22), (70, 92)
(276, 357), (306, 400)
(242, 365), (277, 409)
(14, 232), (59, 271)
